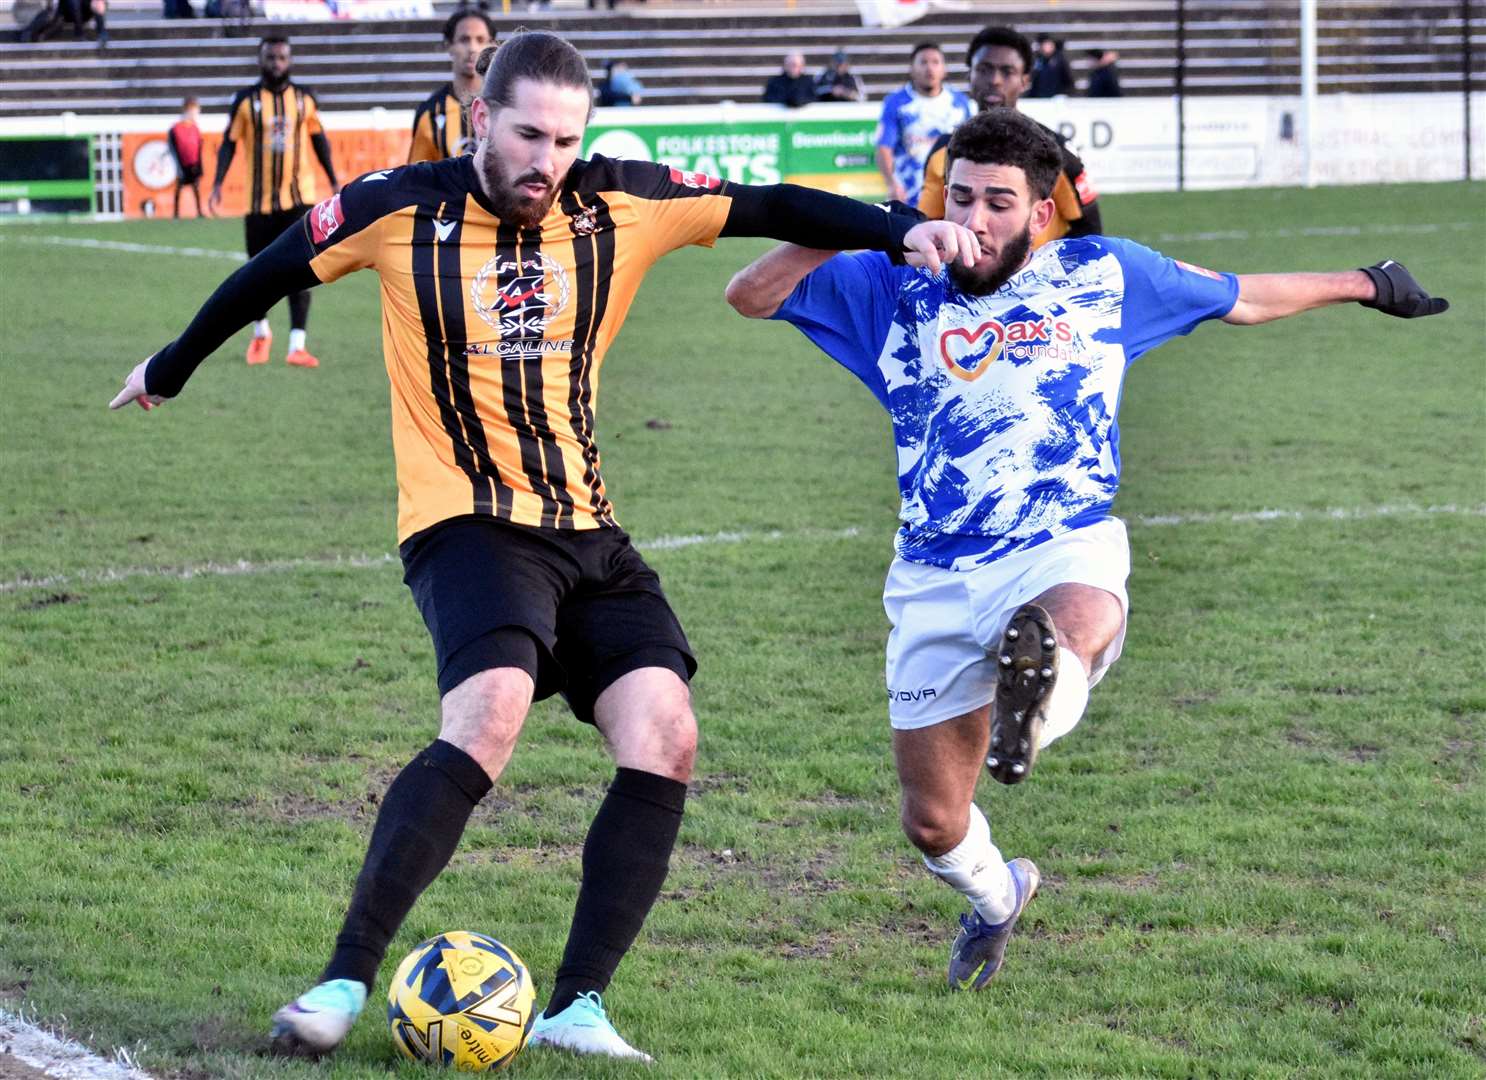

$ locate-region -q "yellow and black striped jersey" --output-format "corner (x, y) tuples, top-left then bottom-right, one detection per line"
(302, 155), (735, 541)
(408, 83), (474, 163)
(918, 121), (1102, 246)
(224, 80), (327, 215)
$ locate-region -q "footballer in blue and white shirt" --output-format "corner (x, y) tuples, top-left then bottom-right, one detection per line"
(875, 43), (973, 207)
(726, 108), (1446, 991)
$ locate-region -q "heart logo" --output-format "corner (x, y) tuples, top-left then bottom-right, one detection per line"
(939, 320), (1006, 381)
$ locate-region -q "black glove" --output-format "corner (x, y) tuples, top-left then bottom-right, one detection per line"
(1359, 260), (1449, 318)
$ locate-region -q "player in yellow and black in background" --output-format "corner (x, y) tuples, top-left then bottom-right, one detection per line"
(111, 29), (979, 1066)
(209, 34), (339, 369)
(918, 25), (1101, 246)
(407, 8), (495, 164)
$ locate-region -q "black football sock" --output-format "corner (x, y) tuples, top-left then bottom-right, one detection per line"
(320, 739), (492, 989)
(288, 289), (311, 332)
(544, 768), (686, 1018)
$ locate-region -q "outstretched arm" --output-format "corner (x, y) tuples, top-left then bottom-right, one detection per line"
(1224, 260), (1447, 325)
(726, 244), (838, 319)
(109, 222), (320, 410)
(719, 184), (978, 278)
(310, 131), (339, 192)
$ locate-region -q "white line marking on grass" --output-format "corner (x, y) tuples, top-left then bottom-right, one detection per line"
(2, 507), (1480, 596)
(0, 235), (247, 262)
(1153, 221), (1477, 244)
(0, 1009), (154, 1080)
(1131, 503), (1485, 527)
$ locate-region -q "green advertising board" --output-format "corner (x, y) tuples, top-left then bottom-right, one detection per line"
(583, 109), (884, 197)
(0, 135), (94, 213)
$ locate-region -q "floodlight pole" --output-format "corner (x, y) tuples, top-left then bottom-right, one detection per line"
(1175, 0), (1186, 191)
(1466, 0), (1474, 181)
(1301, 0), (1317, 188)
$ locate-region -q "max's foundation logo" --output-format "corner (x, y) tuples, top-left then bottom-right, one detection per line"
(939, 320), (1006, 381)
(940, 316), (1077, 379)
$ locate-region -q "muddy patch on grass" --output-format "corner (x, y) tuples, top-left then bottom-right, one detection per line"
(687, 771), (749, 799)
(19, 592), (81, 611)
(190, 1015), (259, 1055)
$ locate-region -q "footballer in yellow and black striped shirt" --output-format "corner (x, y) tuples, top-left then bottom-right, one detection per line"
(407, 9), (495, 163)
(210, 34), (340, 368)
(111, 33), (974, 1060)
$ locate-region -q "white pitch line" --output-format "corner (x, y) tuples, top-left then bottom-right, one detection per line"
(1, 219), (1478, 264)
(3, 507), (1481, 596)
(0, 1009), (154, 1080)
(1152, 221), (1477, 244)
(1132, 503), (1485, 527)
(0, 235), (246, 262)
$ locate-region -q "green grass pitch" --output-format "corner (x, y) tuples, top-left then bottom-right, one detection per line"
(1, 181), (1483, 1078)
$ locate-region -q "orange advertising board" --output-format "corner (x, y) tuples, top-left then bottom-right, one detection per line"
(122, 127), (409, 219)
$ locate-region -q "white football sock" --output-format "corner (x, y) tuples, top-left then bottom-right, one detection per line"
(288, 329), (307, 353)
(922, 803), (1017, 924)
(253, 319), (271, 339)
(1038, 646), (1090, 750)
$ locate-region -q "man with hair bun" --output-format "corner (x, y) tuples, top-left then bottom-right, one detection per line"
(110, 28), (977, 1064)
(728, 107), (1446, 993)
(408, 9), (496, 163)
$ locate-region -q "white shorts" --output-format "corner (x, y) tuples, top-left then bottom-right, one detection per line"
(883, 517), (1131, 730)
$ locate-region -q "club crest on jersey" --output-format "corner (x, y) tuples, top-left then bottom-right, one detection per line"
(939, 320), (1006, 381)
(310, 193), (343, 244)
(570, 206), (599, 235)
(667, 167), (722, 191)
(471, 250), (571, 341)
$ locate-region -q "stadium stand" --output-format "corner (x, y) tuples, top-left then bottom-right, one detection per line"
(0, 0), (1480, 116)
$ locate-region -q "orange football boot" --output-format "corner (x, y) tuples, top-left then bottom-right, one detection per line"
(285, 349), (320, 369)
(246, 335), (272, 365)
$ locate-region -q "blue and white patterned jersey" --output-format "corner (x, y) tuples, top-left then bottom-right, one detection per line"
(772, 236), (1239, 570)
(875, 85), (973, 206)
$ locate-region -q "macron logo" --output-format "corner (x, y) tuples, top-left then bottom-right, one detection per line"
(434, 218), (457, 242)
(362, 170), (393, 183)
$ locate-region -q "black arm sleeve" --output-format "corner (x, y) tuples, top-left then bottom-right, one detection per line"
(166, 129), (182, 167)
(720, 182), (921, 259)
(310, 131), (337, 187)
(212, 137), (236, 188)
(144, 222), (320, 398)
(1068, 196), (1102, 238)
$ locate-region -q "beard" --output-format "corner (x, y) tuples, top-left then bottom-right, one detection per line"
(476, 147), (558, 229)
(948, 220), (1033, 296)
(261, 68), (290, 91)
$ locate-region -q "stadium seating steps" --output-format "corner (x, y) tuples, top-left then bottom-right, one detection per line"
(0, 0), (1478, 116)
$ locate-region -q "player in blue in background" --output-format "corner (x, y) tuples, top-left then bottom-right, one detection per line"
(875, 42), (973, 206)
(728, 109), (1447, 991)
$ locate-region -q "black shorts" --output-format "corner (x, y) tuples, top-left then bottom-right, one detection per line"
(399, 516), (697, 723)
(177, 163), (203, 183)
(244, 207), (308, 258)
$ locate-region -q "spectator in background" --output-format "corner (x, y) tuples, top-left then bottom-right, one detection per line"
(408, 8), (496, 163)
(763, 52), (817, 108)
(875, 41), (973, 205)
(815, 48), (866, 103)
(597, 60), (644, 106)
(917, 25), (1102, 245)
(163, 0), (194, 15)
(168, 97), (206, 218)
(1027, 34), (1074, 97)
(21, 0), (106, 48)
(1086, 49), (1123, 97)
